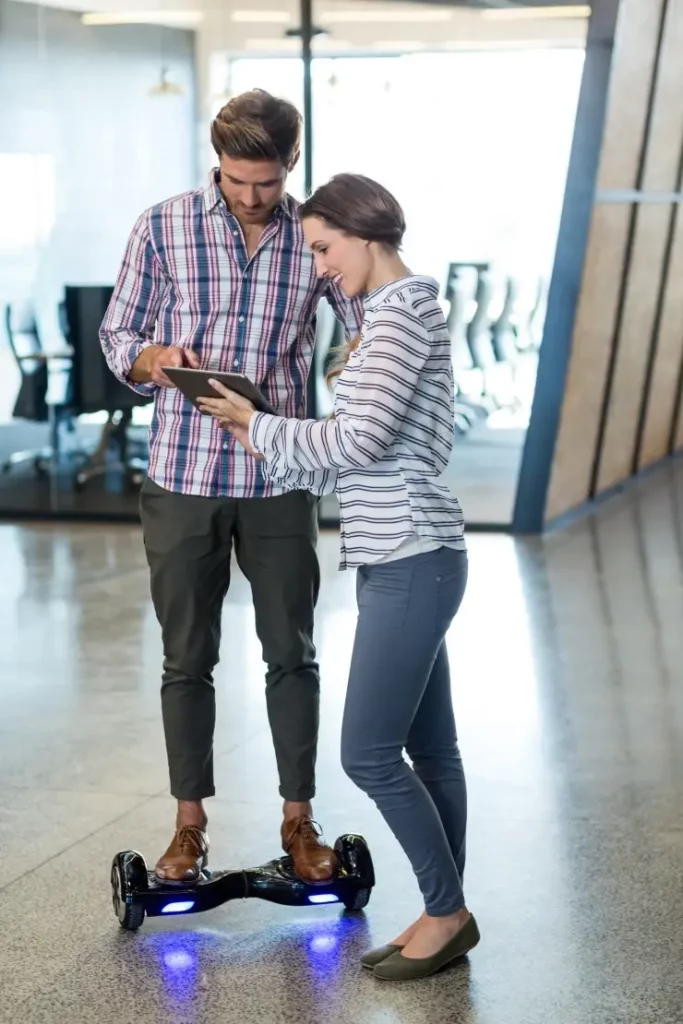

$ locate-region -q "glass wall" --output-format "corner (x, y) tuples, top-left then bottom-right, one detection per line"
(224, 44), (584, 524)
(0, 0), (585, 527)
(0, 0), (195, 519)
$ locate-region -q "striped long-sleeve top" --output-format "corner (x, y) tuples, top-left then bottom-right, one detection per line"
(249, 275), (466, 569)
(99, 171), (363, 499)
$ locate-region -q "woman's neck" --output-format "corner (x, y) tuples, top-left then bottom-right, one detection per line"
(367, 252), (412, 294)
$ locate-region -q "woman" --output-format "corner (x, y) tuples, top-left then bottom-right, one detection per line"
(198, 173), (479, 982)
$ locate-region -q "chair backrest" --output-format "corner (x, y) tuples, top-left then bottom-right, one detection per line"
(466, 271), (497, 370)
(312, 296), (344, 419)
(490, 276), (519, 363)
(446, 278), (474, 374)
(4, 303), (49, 422)
(63, 286), (152, 415)
(5, 303), (43, 370)
(528, 277), (548, 350)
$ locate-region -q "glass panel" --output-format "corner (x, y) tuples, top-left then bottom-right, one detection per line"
(0, 0), (585, 526)
(226, 1), (584, 526)
(0, 3), (195, 518)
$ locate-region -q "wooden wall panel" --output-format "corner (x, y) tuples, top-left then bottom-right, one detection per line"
(517, 0), (683, 530)
(638, 205), (683, 467)
(641, 0), (683, 190)
(545, 205), (631, 521)
(595, 203), (672, 493)
(597, 0), (666, 190)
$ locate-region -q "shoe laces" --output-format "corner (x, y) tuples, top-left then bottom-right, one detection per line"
(289, 816), (323, 843)
(176, 825), (205, 852)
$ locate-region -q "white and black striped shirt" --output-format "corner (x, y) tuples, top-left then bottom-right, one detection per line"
(249, 275), (466, 569)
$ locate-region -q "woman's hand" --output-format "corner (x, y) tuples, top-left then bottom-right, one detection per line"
(197, 379), (256, 428)
(197, 380), (263, 459)
(225, 421), (263, 460)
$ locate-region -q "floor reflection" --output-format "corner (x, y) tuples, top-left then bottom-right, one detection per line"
(4, 462), (683, 1021)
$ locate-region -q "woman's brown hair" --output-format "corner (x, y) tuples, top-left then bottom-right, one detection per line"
(299, 173), (406, 249)
(300, 174), (406, 388)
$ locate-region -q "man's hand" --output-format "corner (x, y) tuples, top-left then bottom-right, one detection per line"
(130, 344), (200, 387)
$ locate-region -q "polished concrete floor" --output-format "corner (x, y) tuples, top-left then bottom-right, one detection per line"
(3, 461), (683, 1023)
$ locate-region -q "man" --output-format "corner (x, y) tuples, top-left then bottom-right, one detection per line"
(101, 89), (363, 884)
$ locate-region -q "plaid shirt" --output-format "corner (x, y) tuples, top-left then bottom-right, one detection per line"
(100, 171), (363, 498)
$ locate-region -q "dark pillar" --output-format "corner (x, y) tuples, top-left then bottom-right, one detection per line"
(300, 0), (316, 417)
(512, 0), (622, 532)
(301, 0), (313, 197)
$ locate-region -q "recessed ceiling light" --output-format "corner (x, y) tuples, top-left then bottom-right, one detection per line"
(231, 10), (292, 24)
(321, 8), (452, 23)
(444, 38), (581, 50)
(482, 5), (590, 19)
(243, 35), (352, 52)
(81, 10), (202, 26)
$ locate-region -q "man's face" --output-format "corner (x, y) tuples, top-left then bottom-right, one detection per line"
(218, 154), (287, 225)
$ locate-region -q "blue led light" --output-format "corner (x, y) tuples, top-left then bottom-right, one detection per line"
(308, 893), (339, 905)
(163, 951), (194, 970)
(310, 934), (338, 953)
(161, 900), (195, 914)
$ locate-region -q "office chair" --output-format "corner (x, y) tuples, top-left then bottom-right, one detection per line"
(62, 286), (151, 490)
(528, 277), (548, 351)
(443, 276), (487, 433)
(312, 296), (345, 421)
(2, 303), (78, 475)
(490, 277), (520, 365)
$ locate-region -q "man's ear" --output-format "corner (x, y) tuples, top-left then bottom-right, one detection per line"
(288, 147), (301, 172)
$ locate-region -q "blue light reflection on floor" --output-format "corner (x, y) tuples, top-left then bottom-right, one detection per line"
(158, 935), (200, 1005)
(146, 909), (372, 1003)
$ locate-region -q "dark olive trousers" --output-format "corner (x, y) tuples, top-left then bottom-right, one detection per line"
(139, 478), (320, 802)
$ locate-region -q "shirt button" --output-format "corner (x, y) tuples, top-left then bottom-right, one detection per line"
(238, 315), (244, 323)
(233, 230), (238, 236)
(233, 358), (240, 368)
(223, 442), (229, 451)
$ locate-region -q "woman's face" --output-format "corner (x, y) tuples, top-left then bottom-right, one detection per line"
(302, 216), (372, 297)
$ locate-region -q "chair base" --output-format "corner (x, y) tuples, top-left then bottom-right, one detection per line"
(74, 456), (146, 491)
(1, 444), (91, 477)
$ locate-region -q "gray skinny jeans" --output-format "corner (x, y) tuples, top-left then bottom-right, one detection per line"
(341, 546), (468, 916)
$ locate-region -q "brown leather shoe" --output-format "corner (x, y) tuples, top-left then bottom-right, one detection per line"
(155, 826), (209, 884)
(281, 816), (337, 882)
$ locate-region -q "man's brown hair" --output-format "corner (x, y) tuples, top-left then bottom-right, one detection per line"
(210, 89), (302, 169)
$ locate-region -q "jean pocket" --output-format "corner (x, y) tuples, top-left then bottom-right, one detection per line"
(434, 555), (468, 628)
(357, 563), (414, 629)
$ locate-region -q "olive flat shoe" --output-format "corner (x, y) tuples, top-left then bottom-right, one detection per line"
(360, 943), (403, 969)
(373, 915), (480, 982)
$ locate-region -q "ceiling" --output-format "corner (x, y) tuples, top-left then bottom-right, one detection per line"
(409, 1), (589, 6)
(7, 0), (590, 49)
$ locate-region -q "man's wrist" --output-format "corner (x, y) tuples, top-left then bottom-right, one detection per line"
(129, 344), (159, 384)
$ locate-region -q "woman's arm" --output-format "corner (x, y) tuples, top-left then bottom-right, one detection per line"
(250, 303), (431, 473)
(207, 418), (337, 496)
(260, 453), (337, 497)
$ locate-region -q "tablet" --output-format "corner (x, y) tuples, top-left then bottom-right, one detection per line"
(163, 367), (276, 415)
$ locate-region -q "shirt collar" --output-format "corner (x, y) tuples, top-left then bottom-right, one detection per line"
(364, 275), (439, 311)
(203, 169), (223, 212)
(203, 168), (294, 220)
